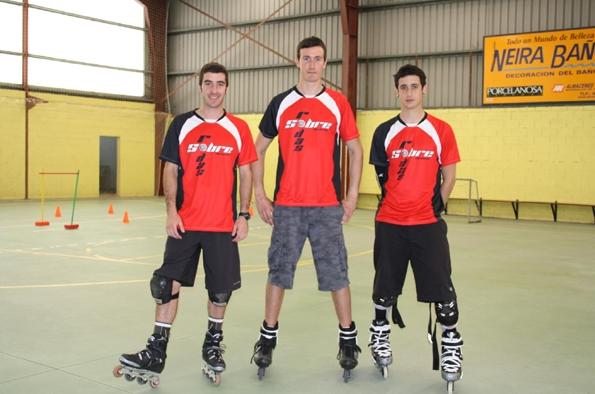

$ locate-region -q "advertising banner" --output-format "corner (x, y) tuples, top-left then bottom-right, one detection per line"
(483, 27), (595, 104)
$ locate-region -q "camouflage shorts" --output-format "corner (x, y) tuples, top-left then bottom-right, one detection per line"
(267, 205), (349, 291)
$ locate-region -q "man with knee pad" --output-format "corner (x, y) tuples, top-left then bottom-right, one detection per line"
(367, 64), (464, 385)
(116, 62), (257, 386)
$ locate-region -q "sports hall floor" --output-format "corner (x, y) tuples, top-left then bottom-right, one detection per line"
(1, 198), (594, 394)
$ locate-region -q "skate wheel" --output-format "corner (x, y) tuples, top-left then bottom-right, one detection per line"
(137, 376), (148, 385)
(213, 373), (221, 386)
(257, 367), (266, 380)
(149, 377), (160, 388)
(202, 365), (221, 386)
(447, 381), (454, 394)
(381, 366), (388, 379)
(342, 369), (351, 383)
(124, 373), (135, 382)
(112, 365), (123, 378)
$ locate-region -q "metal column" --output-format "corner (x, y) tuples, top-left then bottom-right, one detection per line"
(339, 0), (358, 198)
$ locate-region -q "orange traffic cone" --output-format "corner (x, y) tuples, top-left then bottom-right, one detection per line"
(108, 203), (114, 215)
(123, 211), (130, 224)
(54, 206), (62, 218)
(249, 207), (254, 216)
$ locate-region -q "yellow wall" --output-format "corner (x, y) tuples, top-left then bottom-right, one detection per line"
(0, 89), (155, 199)
(3, 87), (593, 223)
(240, 105), (595, 222)
(0, 89), (26, 199)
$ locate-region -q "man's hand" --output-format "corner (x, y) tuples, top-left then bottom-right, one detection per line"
(342, 138), (362, 224)
(232, 217), (248, 242)
(256, 195), (274, 226)
(341, 195), (357, 224)
(166, 211), (185, 239)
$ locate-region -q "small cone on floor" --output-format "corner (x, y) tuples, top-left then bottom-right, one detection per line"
(54, 206), (62, 218)
(123, 211), (130, 224)
(249, 207), (254, 216)
(108, 203), (114, 215)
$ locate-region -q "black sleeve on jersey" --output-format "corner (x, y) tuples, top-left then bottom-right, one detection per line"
(374, 165), (389, 197)
(259, 100), (278, 138)
(369, 120), (392, 167)
(370, 118), (397, 195)
(259, 88), (293, 139)
(159, 112), (193, 166)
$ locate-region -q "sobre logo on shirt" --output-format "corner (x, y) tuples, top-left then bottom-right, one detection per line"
(285, 112), (332, 130)
(391, 149), (434, 159)
(186, 135), (234, 155)
(187, 142), (234, 154)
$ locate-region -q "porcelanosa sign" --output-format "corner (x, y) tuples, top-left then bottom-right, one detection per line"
(483, 27), (595, 104)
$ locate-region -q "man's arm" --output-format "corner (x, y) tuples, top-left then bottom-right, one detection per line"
(374, 164), (389, 198)
(232, 164), (253, 242)
(342, 138), (363, 224)
(252, 133), (274, 225)
(440, 163), (457, 205)
(163, 161), (184, 239)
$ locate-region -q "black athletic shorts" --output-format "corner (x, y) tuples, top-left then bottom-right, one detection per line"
(373, 219), (456, 303)
(154, 231), (241, 293)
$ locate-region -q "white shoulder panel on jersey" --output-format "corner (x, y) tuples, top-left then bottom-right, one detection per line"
(275, 90), (303, 130)
(218, 116), (242, 151)
(417, 120), (442, 164)
(178, 116), (204, 144)
(316, 92), (342, 140)
(384, 120), (407, 151)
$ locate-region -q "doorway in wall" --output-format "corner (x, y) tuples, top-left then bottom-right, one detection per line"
(100, 136), (118, 194)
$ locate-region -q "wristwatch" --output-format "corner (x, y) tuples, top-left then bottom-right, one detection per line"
(238, 211), (251, 220)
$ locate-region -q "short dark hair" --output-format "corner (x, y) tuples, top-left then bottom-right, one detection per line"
(199, 62), (229, 86)
(393, 64), (426, 88)
(296, 36), (327, 60)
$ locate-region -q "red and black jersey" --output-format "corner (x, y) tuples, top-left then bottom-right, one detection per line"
(160, 111), (257, 232)
(370, 112), (460, 225)
(259, 86), (359, 206)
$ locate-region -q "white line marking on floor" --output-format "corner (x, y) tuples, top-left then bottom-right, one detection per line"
(0, 248), (155, 266)
(0, 249), (372, 289)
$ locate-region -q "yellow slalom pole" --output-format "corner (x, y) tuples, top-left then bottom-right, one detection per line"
(41, 173), (46, 220)
(35, 172), (50, 226)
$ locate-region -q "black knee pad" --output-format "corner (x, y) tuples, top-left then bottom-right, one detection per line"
(150, 274), (179, 305)
(372, 294), (397, 308)
(373, 295), (405, 328)
(208, 291), (232, 307)
(435, 300), (459, 327)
